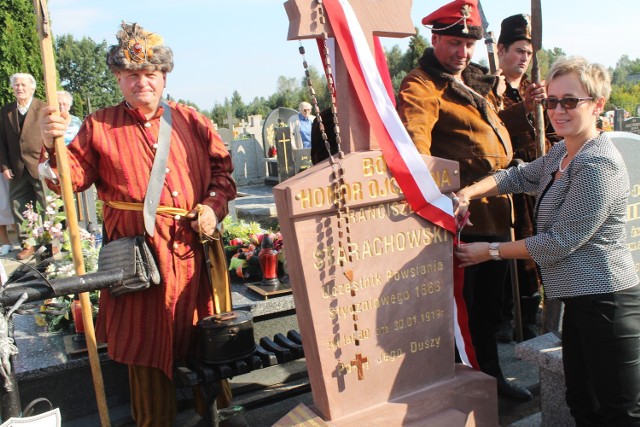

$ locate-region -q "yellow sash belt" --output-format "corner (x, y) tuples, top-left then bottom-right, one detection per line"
(104, 200), (232, 313)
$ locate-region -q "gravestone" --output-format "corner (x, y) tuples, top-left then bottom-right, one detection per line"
(621, 117), (640, 135)
(216, 128), (234, 145)
(243, 115), (264, 146)
(293, 148), (312, 173)
(264, 108), (298, 184)
(263, 107), (298, 155)
(230, 137), (266, 186)
(275, 127), (296, 182)
(274, 1), (498, 425)
(223, 111), (239, 139)
(610, 131), (640, 269)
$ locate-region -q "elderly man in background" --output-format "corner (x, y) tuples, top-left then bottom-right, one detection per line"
(41, 22), (236, 426)
(289, 101), (315, 149)
(0, 73), (47, 260)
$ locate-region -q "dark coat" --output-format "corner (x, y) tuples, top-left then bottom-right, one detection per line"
(398, 48), (530, 236)
(0, 98), (47, 180)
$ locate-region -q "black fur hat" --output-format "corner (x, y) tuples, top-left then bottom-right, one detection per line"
(498, 14), (532, 46)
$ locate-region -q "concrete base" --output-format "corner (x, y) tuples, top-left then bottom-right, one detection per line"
(276, 365), (498, 427)
(515, 333), (574, 427)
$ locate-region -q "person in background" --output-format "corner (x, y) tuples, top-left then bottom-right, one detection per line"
(0, 178), (15, 256)
(455, 56), (640, 426)
(0, 73), (47, 260)
(397, 0), (542, 401)
(289, 101), (315, 149)
(495, 13), (560, 342)
(40, 22), (236, 426)
(56, 90), (83, 145)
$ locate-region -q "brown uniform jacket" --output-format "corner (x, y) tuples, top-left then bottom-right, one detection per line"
(0, 98), (47, 180)
(398, 48), (530, 236)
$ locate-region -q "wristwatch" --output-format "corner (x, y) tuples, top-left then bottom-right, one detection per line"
(489, 242), (502, 261)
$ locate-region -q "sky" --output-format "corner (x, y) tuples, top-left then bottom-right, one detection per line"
(47, 0), (638, 110)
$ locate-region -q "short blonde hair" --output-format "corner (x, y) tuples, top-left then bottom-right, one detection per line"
(546, 56), (611, 102)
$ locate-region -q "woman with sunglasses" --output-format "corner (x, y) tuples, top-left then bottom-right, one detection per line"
(453, 56), (640, 426)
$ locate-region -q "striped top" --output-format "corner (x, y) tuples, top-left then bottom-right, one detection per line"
(495, 132), (638, 299)
(47, 101), (236, 378)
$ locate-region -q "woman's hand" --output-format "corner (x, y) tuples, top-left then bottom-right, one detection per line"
(455, 242), (491, 268)
(452, 192), (472, 228)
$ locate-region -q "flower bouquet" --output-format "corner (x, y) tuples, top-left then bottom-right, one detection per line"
(21, 194), (65, 259)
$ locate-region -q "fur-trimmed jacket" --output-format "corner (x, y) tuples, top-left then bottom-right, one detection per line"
(398, 48), (531, 237)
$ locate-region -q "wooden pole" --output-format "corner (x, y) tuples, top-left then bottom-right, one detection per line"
(32, 1), (111, 425)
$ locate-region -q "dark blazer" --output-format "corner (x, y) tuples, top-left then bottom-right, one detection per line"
(0, 98), (47, 180)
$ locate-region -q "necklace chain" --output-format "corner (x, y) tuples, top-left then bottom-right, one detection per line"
(558, 134), (598, 173)
(299, 0), (367, 379)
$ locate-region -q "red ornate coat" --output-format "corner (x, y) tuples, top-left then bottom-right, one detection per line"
(46, 101), (236, 378)
(398, 48), (531, 237)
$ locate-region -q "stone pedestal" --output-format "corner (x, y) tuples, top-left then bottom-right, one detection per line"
(515, 333), (574, 427)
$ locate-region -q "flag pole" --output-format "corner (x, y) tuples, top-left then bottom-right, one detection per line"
(32, 1), (111, 425)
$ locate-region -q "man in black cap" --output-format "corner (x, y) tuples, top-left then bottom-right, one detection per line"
(495, 14), (559, 343)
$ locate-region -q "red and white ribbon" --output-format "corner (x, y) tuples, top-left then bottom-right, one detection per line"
(321, 0), (477, 369)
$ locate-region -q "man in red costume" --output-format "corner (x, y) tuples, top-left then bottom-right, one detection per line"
(40, 22), (236, 426)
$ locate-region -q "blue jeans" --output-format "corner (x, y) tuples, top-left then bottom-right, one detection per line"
(562, 284), (640, 426)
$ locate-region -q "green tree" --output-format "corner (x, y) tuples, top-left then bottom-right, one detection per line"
(267, 75), (303, 110)
(611, 55), (640, 85)
(0, 0), (44, 105)
(230, 90), (246, 120)
(403, 28), (429, 71)
(537, 47), (566, 79)
(299, 65), (330, 111)
(54, 34), (120, 117)
(609, 82), (640, 113)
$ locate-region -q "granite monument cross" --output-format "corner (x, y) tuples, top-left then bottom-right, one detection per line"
(274, 1), (498, 425)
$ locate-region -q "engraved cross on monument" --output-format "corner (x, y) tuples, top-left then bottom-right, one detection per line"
(274, 1), (498, 425)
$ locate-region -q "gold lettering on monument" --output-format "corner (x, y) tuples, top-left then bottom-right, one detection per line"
(314, 226), (448, 269)
(376, 309), (445, 336)
(410, 337), (441, 353)
(376, 348), (404, 364)
(336, 359), (371, 377)
(629, 202), (640, 222)
(327, 328), (372, 350)
(294, 156), (454, 210)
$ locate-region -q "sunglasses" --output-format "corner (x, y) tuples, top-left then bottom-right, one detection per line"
(540, 97), (593, 110)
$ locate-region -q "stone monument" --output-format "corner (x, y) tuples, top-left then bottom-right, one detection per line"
(273, 1), (498, 425)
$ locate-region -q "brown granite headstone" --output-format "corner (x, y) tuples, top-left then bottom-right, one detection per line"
(274, 1), (498, 425)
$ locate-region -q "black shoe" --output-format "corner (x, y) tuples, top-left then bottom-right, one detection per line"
(497, 377), (532, 402)
(496, 320), (514, 343)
